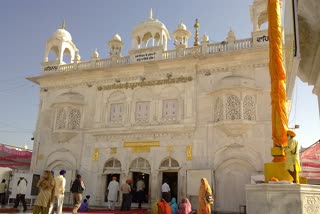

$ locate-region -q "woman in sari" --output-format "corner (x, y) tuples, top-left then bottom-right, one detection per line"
(197, 178), (213, 214)
(33, 170), (55, 214)
(178, 198), (192, 214)
(157, 198), (171, 214)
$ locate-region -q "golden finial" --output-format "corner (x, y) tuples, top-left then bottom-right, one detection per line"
(61, 20), (66, 29)
(194, 18), (200, 46)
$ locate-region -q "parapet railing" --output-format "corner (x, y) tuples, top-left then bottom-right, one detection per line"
(41, 38), (253, 74)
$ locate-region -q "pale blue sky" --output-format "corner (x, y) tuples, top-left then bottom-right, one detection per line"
(0, 0), (319, 149)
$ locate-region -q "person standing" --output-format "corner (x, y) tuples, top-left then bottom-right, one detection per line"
(197, 178), (213, 214)
(49, 170), (66, 214)
(178, 198), (192, 214)
(136, 177), (145, 209)
(70, 174), (85, 214)
(169, 197), (178, 214)
(13, 176), (28, 212)
(120, 179), (131, 211)
(161, 179), (171, 203)
(0, 179), (7, 205)
(157, 198), (171, 214)
(107, 176), (119, 210)
(33, 170), (55, 214)
(285, 130), (301, 183)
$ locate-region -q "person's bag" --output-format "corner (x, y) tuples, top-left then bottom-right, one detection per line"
(205, 193), (214, 204)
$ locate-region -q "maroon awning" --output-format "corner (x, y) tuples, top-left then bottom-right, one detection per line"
(0, 144), (32, 170)
(300, 140), (320, 180)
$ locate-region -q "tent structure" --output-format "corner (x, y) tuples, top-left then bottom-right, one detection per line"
(300, 140), (320, 182)
(0, 144), (32, 170)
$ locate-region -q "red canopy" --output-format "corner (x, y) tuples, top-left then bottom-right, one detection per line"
(0, 144), (32, 170)
(300, 140), (320, 179)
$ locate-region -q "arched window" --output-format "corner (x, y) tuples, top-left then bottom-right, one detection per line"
(68, 108), (81, 129)
(160, 157), (180, 169)
(103, 158), (121, 173)
(226, 95), (241, 120)
(55, 109), (67, 129)
(130, 157), (151, 172)
(55, 107), (81, 130)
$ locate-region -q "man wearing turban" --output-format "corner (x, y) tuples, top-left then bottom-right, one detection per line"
(285, 130), (301, 183)
(107, 176), (119, 210)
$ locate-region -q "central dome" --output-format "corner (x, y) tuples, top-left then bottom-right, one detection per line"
(51, 28), (72, 42)
(131, 9), (170, 50)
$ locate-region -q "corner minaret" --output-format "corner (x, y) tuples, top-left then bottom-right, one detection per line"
(43, 21), (78, 64)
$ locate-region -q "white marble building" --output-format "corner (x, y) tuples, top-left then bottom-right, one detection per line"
(28, 4), (273, 213)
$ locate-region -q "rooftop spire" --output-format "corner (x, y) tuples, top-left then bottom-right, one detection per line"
(150, 8), (153, 19)
(194, 18), (200, 46)
(61, 20), (66, 29)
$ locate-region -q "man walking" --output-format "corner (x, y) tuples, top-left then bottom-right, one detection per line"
(107, 176), (119, 210)
(13, 177), (28, 212)
(49, 170), (66, 214)
(71, 174), (85, 214)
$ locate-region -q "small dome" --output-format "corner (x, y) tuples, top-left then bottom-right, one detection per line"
(92, 49), (99, 59)
(75, 52), (81, 61)
(228, 29), (235, 37)
(113, 33), (122, 42)
(177, 22), (187, 30)
(202, 33), (209, 42)
(51, 28), (72, 42)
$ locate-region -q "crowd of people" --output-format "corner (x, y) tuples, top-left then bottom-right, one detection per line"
(3, 171), (215, 214)
(0, 131), (302, 213)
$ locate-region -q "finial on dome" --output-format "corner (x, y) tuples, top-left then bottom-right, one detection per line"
(61, 20), (66, 29)
(150, 8), (153, 19)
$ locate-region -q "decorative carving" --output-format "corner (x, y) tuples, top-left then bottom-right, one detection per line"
(214, 97), (224, 122)
(55, 109), (67, 129)
(226, 95), (241, 120)
(97, 76), (193, 91)
(55, 107), (81, 130)
(68, 108), (81, 129)
(167, 146), (173, 152)
(243, 95), (256, 120)
(304, 195), (320, 214)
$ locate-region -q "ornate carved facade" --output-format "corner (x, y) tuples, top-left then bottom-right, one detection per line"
(28, 4), (273, 213)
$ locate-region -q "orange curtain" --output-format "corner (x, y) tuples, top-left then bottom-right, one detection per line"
(268, 0), (288, 162)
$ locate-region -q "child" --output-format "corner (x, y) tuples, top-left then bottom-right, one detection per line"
(79, 199), (88, 212)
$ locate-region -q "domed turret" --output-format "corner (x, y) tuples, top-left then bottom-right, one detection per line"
(173, 21), (191, 48)
(91, 49), (99, 60)
(202, 33), (209, 43)
(43, 21), (78, 64)
(226, 29), (236, 42)
(131, 9), (170, 50)
(108, 33), (123, 57)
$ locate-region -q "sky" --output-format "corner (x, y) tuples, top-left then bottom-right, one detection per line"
(0, 0), (319, 150)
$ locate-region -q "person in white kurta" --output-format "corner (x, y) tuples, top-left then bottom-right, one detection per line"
(107, 177), (119, 210)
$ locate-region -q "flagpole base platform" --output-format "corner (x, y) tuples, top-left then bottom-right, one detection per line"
(264, 162), (292, 182)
